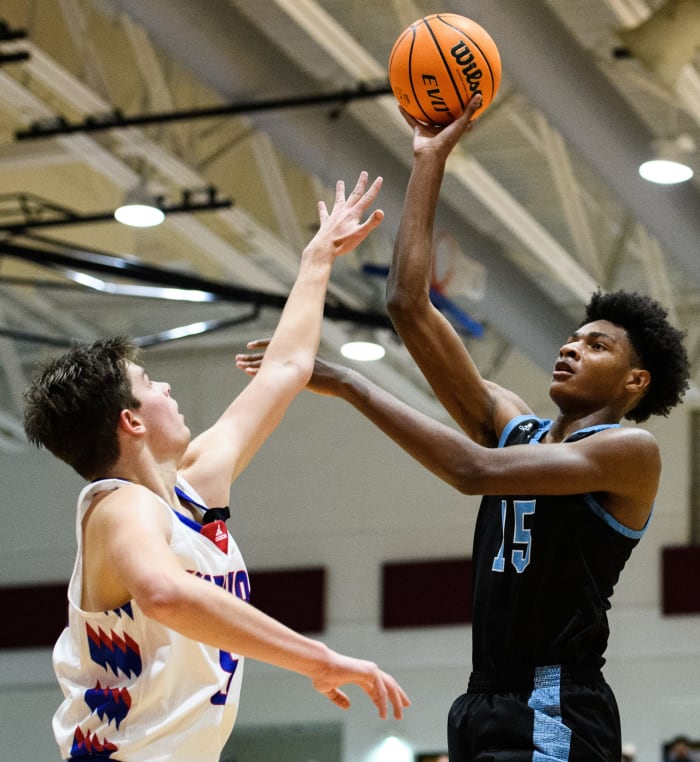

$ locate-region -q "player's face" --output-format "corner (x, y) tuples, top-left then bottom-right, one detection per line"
(127, 363), (190, 450)
(549, 320), (641, 413)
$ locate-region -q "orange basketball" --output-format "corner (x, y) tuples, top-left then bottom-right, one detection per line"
(388, 13), (502, 126)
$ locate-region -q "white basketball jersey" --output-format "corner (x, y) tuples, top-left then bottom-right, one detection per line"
(53, 477), (249, 762)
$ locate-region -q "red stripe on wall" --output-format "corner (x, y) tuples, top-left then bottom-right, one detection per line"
(382, 557), (472, 629)
(0, 582), (68, 649)
(0, 566), (326, 649)
(662, 545), (700, 615)
(249, 567), (326, 634)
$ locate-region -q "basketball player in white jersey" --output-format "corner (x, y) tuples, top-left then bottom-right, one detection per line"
(23, 171), (410, 762)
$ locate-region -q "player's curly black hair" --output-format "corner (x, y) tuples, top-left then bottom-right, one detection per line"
(582, 289), (690, 422)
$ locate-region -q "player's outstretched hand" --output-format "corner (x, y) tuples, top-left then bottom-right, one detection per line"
(307, 171), (384, 260)
(236, 339), (346, 397)
(311, 650), (410, 720)
(235, 338), (268, 378)
(399, 92), (482, 161)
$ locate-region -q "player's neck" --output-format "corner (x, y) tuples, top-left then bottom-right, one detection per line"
(104, 453), (180, 510)
(547, 409), (622, 442)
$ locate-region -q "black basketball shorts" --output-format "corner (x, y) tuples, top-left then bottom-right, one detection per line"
(447, 665), (621, 761)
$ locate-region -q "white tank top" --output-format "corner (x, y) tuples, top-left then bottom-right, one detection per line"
(52, 477), (249, 762)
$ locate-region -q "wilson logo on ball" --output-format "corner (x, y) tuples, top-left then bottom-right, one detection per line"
(452, 40), (486, 95)
(388, 13), (502, 126)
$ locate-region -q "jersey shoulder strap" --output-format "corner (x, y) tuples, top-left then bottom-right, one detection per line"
(499, 415), (549, 447)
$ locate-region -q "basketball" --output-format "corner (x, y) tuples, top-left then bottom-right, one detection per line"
(388, 13), (502, 126)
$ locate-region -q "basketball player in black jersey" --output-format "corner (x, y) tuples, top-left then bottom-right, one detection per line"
(237, 95), (690, 761)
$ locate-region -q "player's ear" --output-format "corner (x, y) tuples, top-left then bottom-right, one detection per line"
(119, 408), (145, 435)
(625, 368), (651, 396)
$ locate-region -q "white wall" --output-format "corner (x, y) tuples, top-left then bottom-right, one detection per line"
(1, 344), (698, 762)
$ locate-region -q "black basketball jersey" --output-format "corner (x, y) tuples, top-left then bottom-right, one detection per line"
(471, 414), (648, 674)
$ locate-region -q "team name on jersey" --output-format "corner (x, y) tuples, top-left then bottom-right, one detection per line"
(189, 568), (251, 602)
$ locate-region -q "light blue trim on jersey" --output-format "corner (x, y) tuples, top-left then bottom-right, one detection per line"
(565, 422), (650, 540)
(528, 665), (571, 761)
(499, 415), (626, 448)
(583, 493), (651, 539)
(567, 422), (621, 437)
(499, 416), (649, 539)
(498, 414), (547, 448)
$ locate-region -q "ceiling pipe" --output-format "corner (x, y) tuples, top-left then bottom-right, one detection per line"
(0, 195), (232, 234)
(0, 239), (395, 331)
(14, 83), (393, 139)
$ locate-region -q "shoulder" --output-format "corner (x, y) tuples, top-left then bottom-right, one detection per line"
(90, 480), (159, 506)
(612, 425), (660, 471)
(85, 482), (172, 535)
(571, 424), (660, 469)
(589, 424), (659, 454)
(581, 425), (660, 492)
(587, 427), (660, 529)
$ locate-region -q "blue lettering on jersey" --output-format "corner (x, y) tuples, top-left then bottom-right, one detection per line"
(211, 650), (240, 706)
(190, 568), (251, 601)
(492, 500), (508, 572)
(186, 568), (250, 706)
(492, 499), (536, 573)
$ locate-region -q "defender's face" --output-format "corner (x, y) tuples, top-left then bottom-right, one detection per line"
(127, 363), (190, 448)
(549, 320), (640, 412)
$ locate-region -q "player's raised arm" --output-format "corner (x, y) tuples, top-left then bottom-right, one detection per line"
(386, 98), (527, 445)
(236, 349), (658, 528)
(180, 172), (383, 506)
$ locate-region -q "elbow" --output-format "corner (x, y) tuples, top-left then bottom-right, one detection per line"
(135, 577), (184, 623)
(446, 453), (492, 496)
(265, 356), (313, 392)
(450, 471), (482, 496)
(385, 272), (400, 312)
(385, 288), (406, 321)
(287, 357), (314, 389)
(386, 285), (423, 329)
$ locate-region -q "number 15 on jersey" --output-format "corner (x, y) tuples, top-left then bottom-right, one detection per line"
(492, 499), (536, 574)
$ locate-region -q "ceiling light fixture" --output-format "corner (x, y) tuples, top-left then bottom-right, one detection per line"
(639, 135), (695, 185)
(340, 338), (386, 362)
(638, 158), (693, 184)
(114, 179), (165, 227)
(114, 202), (165, 227)
(368, 734), (413, 762)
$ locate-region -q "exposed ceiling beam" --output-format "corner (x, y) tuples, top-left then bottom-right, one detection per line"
(265, 0), (599, 301)
(534, 112), (603, 284)
(250, 132), (307, 254)
(445, 150), (598, 300)
(452, 0), (700, 291)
